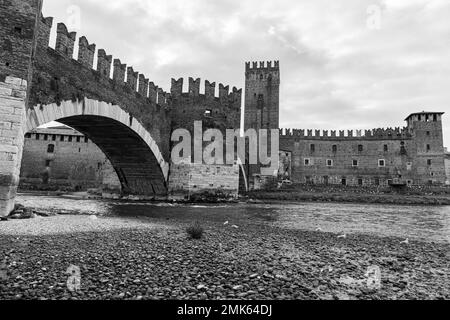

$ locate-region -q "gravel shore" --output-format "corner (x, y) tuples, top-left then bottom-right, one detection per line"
(0, 214), (449, 300)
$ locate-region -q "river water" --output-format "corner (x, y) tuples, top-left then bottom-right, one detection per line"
(16, 193), (450, 244)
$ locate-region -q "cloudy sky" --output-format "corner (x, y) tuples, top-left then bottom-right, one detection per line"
(42, 0), (450, 148)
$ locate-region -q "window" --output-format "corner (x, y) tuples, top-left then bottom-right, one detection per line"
(305, 176), (312, 184)
(378, 159), (386, 167)
(84, 137), (88, 143)
(358, 178), (363, 186)
(47, 144), (55, 153)
(384, 145), (388, 152)
(310, 144), (315, 153)
(358, 145), (363, 152)
(342, 178), (347, 186)
(374, 178), (380, 186)
(427, 144), (431, 152)
(304, 158), (311, 166)
(44, 134), (48, 141)
(433, 114), (437, 121)
(427, 159), (432, 166)
(204, 109), (212, 117)
(352, 160), (359, 167)
(68, 136), (73, 142)
(36, 134), (40, 140)
(426, 131), (430, 136)
(60, 135), (64, 142)
(323, 176), (329, 185)
(257, 94), (264, 109)
(332, 145), (337, 153)
(400, 142), (407, 155)
(25, 133), (31, 138)
(52, 135), (56, 141)
(326, 159), (333, 167)
(45, 160), (51, 167)
(76, 136), (81, 143)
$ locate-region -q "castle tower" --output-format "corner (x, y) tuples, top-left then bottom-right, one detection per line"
(244, 61), (280, 131)
(406, 111), (446, 184)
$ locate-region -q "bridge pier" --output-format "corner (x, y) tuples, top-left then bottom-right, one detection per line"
(0, 77), (28, 216)
(0, 0), (41, 216)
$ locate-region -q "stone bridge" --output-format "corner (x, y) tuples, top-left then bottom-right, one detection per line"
(0, 0), (243, 216)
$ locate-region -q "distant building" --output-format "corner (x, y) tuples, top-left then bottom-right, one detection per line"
(445, 151), (450, 185)
(20, 126), (120, 190)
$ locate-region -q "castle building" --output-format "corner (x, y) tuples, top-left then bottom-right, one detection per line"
(20, 126), (119, 189)
(19, 61), (448, 192)
(243, 62), (447, 187)
(445, 151), (450, 185)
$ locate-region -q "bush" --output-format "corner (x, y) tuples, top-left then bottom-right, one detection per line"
(186, 221), (204, 240)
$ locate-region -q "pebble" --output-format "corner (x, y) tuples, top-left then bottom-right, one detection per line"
(0, 214), (448, 300)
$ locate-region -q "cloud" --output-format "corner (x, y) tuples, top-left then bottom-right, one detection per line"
(42, 0), (450, 148)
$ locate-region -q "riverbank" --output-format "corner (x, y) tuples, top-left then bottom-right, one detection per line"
(247, 190), (450, 206)
(1, 214), (448, 300)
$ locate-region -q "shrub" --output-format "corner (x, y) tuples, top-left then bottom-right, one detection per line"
(186, 221), (204, 240)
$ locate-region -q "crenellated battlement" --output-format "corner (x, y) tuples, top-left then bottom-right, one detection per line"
(113, 58), (126, 83)
(245, 60), (280, 72)
(169, 77), (242, 102)
(55, 23), (76, 58)
(280, 126), (413, 140)
(126, 67), (138, 91)
(35, 18), (169, 107)
(37, 15), (53, 48)
(77, 36), (96, 68)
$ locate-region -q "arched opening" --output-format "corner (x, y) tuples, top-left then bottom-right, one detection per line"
(22, 99), (169, 197)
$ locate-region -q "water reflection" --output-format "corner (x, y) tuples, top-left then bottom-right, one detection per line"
(16, 194), (450, 243)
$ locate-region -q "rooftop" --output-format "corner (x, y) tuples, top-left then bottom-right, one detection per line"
(29, 126), (84, 136)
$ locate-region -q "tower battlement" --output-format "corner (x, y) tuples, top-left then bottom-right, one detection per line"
(245, 60), (280, 72)
(169, 77), (242, 102)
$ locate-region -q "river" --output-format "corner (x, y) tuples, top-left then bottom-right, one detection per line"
(16, 193), (450, 244)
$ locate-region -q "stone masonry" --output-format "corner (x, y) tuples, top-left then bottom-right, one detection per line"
(0, 77), (28, 214)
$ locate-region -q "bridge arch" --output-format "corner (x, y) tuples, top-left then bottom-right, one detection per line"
(26, 98), (170, 196)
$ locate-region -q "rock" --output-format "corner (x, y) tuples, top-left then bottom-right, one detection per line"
(232, 285), (243, 291)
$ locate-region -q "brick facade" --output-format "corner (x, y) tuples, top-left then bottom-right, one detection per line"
(168, 162), (239, 199)
(20, 126), (120, 189)
(445, 152), (450, 185)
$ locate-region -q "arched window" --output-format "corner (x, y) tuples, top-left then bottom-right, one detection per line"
(47, 144), (55, 153)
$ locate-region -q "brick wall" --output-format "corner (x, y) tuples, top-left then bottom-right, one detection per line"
(168, 163), (239, 199)
(279, 125), (447, 187)
(20, 127), (120, 189)
(445, 154), (450, 185)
